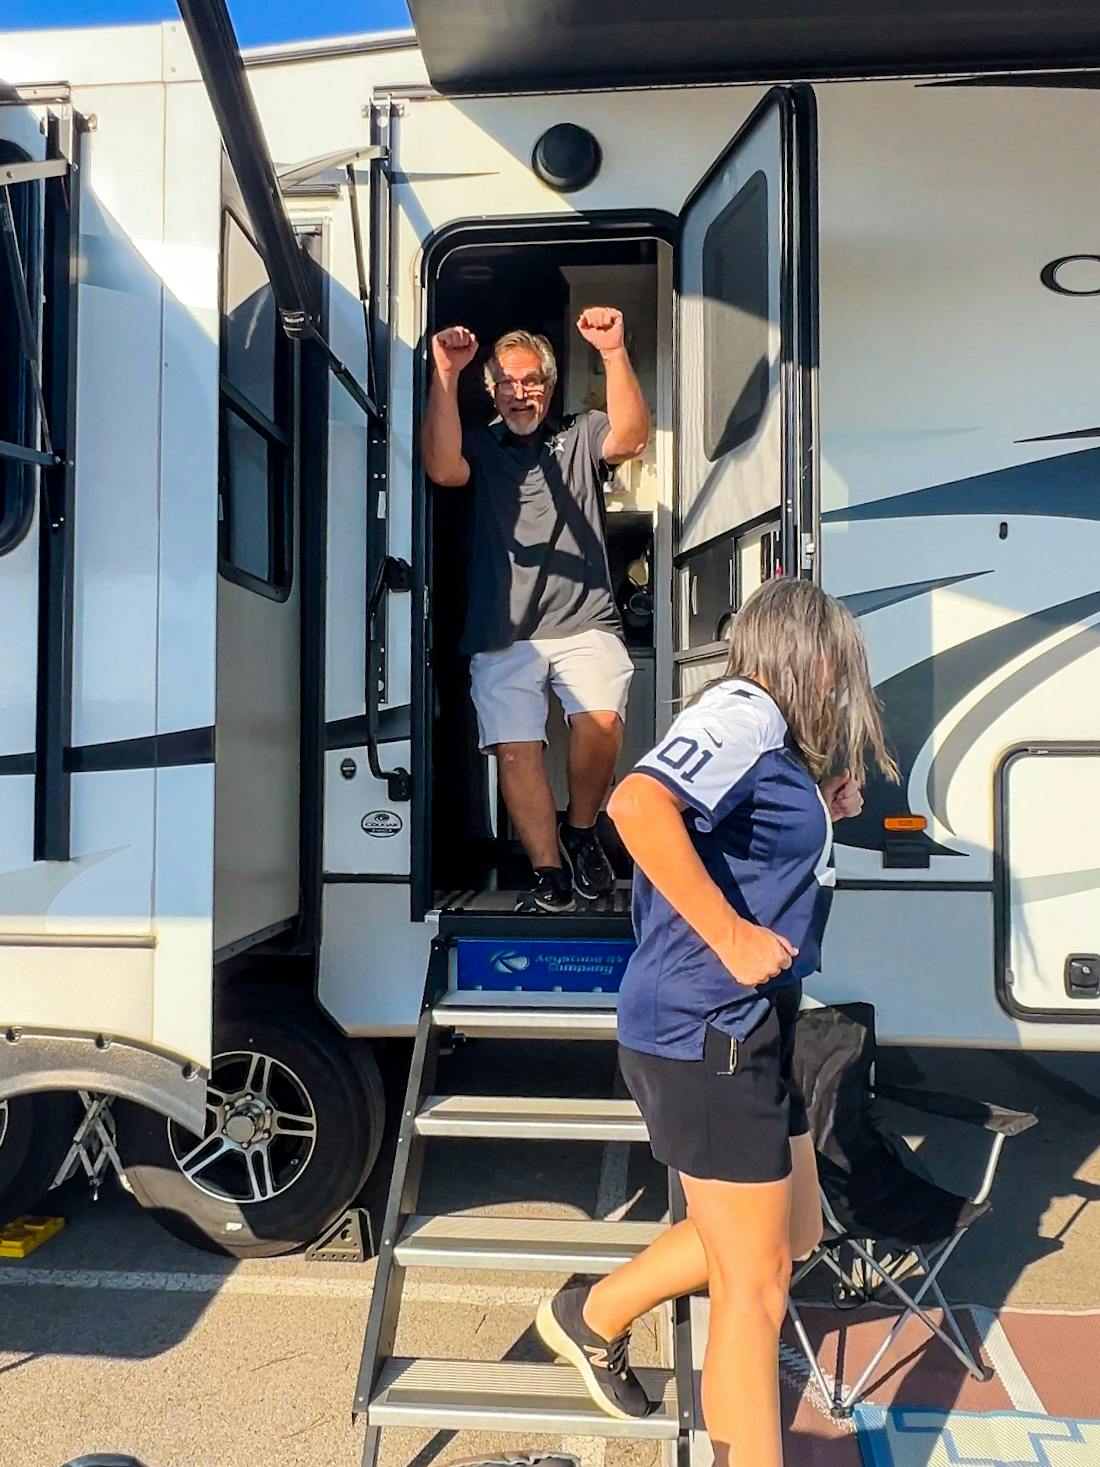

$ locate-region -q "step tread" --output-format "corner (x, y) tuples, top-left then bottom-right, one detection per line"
(370, 1357), (678, 1439)
(415, 1094), (647, 1140)
(432, 997), (619, 1038)
(395, 1214), (663, 1271)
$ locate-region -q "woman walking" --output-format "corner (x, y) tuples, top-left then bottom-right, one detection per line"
(536, 578), (897, 1467)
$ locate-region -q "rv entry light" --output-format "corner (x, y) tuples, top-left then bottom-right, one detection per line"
(532, 123), (602, 193)
(884, 816), (927, 832)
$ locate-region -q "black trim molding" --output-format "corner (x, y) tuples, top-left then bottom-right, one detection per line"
(326, 706), (412, 751)
(835, 878), (994, 893)
(0, 726), (215, 779)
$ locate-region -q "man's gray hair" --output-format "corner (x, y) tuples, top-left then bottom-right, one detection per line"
(483, 330), (558, 393)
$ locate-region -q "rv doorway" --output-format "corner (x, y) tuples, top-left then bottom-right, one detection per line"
(425, 232), (672, 922)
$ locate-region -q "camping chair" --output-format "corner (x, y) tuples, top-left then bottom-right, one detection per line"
(785, 1001), (1037, 1418)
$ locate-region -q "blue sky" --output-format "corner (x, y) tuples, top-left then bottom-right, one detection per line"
(3, 0), (412, 45)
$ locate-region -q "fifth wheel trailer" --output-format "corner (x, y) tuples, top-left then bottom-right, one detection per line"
(1, 2), (1099, 1259)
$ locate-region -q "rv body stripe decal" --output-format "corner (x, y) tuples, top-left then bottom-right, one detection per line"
(926, 71), (1100, 90)
(841, 571), (990, 619)
(325, 707), (412, 750)
(823, 446), (1100, 525)
(841, 589), (1100, 854)
(928, 616), (1100, 833)
(0, 727), (214, 777)
(0, 752), (35, 776)
(1019, 427), (1100, 443)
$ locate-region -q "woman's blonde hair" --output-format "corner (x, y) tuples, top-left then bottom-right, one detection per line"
(719, 578), (898, 786)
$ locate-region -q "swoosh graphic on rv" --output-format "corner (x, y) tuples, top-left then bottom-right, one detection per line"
(840, 570), (990, 619)
(839, 589), (1100, 855)
(822, 446), (1100, 525)
(927, 615), (1100, 834)
(1013, 868), (1100, 905)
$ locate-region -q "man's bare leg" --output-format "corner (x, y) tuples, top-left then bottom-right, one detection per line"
(566, 711), (623, 827)
(493, 740), (560, 869)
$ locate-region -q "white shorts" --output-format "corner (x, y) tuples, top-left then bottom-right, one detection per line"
(470, 629), (634, 750)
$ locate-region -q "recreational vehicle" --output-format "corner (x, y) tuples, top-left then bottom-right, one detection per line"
(0, 0), (1097, 1309)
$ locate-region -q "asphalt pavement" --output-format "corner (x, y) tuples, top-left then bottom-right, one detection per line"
(1, 1040), (1097, 1467)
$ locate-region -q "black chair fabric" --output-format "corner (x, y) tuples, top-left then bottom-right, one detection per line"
(791, 1003), (989, 1248)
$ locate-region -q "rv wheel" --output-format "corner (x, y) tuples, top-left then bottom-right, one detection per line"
(115, 986), (385, 1258)
(0, 1091), (79, 1222)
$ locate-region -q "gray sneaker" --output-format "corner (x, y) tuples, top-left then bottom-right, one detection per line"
(536, 1284), (652, 1421)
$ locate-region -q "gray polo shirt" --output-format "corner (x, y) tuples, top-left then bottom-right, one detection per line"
(459, 410), (623, 656)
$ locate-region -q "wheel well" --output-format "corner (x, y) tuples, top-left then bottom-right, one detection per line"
(214, 950), (314, 1006)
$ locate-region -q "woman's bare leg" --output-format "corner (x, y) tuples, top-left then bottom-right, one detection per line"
(585, 1134), (820, 1341)
(788, 1131), (824, 1261)
(584, 1218), (707, 1340)
(681, 1170), (793, 1467)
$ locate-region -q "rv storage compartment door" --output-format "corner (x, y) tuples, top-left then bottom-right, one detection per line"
(1000, 747), (1100, 1020)
(674, 87), (816, 698)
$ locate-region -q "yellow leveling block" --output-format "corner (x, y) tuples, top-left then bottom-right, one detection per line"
(0, 1215), (65, 1258)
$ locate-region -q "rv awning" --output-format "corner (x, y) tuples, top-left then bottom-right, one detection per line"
(175, 0), (381, 419)
(407, 0), (1100, 94)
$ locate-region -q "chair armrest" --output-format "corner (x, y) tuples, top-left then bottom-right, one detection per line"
(874, 1083), (1037, 1137)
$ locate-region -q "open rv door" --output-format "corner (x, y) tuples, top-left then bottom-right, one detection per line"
(673, 86), (818, 700)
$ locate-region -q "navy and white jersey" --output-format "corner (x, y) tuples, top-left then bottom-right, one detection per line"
(617, 678), (835, 1060)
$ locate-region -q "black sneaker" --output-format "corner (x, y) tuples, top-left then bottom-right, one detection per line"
(517, 866), (576, 914)
(559, 823), (615, 901)
(535, 1284), (653, 1421)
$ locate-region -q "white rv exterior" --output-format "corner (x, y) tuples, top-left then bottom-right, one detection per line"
(1, 17), (1097, 1252)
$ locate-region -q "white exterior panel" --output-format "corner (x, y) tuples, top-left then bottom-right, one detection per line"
(319, 883), (435, 1035)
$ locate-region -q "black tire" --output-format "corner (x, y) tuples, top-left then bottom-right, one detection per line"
(0, 1091), (78, 1221)
(114, 985), (386, 1258)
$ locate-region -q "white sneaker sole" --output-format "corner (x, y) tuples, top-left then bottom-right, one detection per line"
(535, 1298), (639, 1423)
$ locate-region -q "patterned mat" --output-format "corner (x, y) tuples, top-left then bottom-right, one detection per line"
(775, 1306), (1100, 1467)
(852, 1406), (1100, 1467)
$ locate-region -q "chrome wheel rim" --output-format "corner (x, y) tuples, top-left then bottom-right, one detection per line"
(167, 1050), (318, 1205)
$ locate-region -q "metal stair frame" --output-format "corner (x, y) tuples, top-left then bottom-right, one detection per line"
(354, 939), (448, 1464)
(354, 937), (694, 1467)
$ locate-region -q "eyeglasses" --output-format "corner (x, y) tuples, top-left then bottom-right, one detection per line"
(493, 375), (548, 399)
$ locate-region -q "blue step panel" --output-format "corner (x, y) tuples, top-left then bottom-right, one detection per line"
(455, 938), (634, 994)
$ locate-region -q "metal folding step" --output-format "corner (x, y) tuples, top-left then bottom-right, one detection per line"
(355, 939), (694, 1467)
(416, 1094), (647, 1141)
(395, 1214), (664, 1273)
(432, 994), (619, 1040)
(370, 1358), (678, 1438)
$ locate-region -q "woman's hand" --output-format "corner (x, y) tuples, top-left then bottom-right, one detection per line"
(821, 771), (863, 822)
(717, 922), (798, 987)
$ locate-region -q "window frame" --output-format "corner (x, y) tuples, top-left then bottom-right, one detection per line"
(217, 205), (294, 602)
(0, 140), (45, 558)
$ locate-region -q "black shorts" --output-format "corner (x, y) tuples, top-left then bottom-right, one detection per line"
(617, 983), (809, 1184)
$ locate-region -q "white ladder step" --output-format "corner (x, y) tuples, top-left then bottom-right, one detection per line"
(432, 997), (618, 1040)
(415, 1094), (648, 1141)
(369, 1358), (678, 1439)
(395, 1214), (663, 1273)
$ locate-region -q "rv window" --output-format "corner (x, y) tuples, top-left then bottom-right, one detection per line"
(223, 215), (277, 419)
(218, 211), (291, 596)
(702, 170), (769, 462)
(0, 154), (41, 556)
